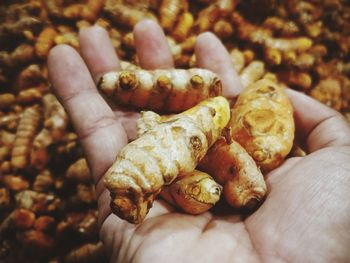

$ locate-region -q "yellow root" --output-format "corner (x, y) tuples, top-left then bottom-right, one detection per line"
(229, 49), (245, 73)
(63, 4), (85, 20)
(172, 12), (194, 42)
(229, 79), (295, 172)
(16, 64), (47, 90)
(136, 111), (222, 214)
(232, 12), (313, 52)
(262, 16), (300, 37)
(17, 88), (43, 104)
(160, 0), (186, 32)
(104, 96), (230, 223)
(278, 71), (313, 90)
(161, 170), (222, 214)
(35, 27), (58, 59)
(0, 93), (16, 110)
(195, 4), (221, 33)
(82, 0), (105, 22)
(42, 94), (68, 137)
(310, 78), (342, 110)
(239, 60), (266, 88)
(30, 94), (68, 170)
(63, 242), (105, 263)
(54, 32), (79, 50)
(98, 69), (222, 113)
(65, 158), (92, 184)
(30, 128), (52, 171)
(213, 19), (234, 39)
(33, 170), (54, 192)
(264, 48), (282, 66)
(104, 3), (157, 29)
(0, 44), (35, 68)
(11, 106), (42, 170)
(0, 17), (42, 40)
(199, 137), (266, 210)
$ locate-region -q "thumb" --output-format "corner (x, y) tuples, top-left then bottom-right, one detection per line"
(287, 89), (350, 153)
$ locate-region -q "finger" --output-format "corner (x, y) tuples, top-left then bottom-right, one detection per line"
(48, 45), (128, 183)
(114, 110), (140, 141)
(287, 89), (350, 152)
(79, 25), (121, 83)
(195, 32), (243, 99)
(133, 20), (174, 69)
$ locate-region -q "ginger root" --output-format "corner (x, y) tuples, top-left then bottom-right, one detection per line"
(104, 96), (230, 223)
(213, 19), (234, 39)
(230, 48), (245, 73)
(11, 208), (36, 230)
(82, 0), (106, 22)
(63, 242), (105, 263)
(98, 68), (222, 113)
(229, 79), (295, 172)
(195, 4), (221, 33)
(278, 70), (313, 90)
(31, 94), (68, 170)
(32, 170), (54, 193)
(104, 3), (156, 29)
(63, 4), (85, 20)
(30, 129), (52, 171)
(1, 130), (16, 147)
(0, 44), (35, 68)
(15, 190), (62, 214)
(160, 0), (186, 32)
(172, 12), (194, 42)
(0, 93), (16, 110)
(54, 32), (79, 50)
(18, 229), (55, 253)
(232, 12), (313, 52)
(16, 64), (48, 90)
(1, 175), (30, 192)
(310, 77), (342, 110)
(199, 137), (266, 209)
(0, 17), (42, 41)
(0, 188), (10, 210)
(17, 88), (44, 104)
(239, 60), (266, 88)
(0, 146), (10, 163)
(136, 110), (164, 137)
(137, 111), (266, 210)
(136, 112), (221, 214)
(35, 27), (58, 59)
(0, 113), (20, 131)
(161, 170), (222, 214)
(262, 16), (300, 37)
(194, 0), (237, 33)
(34, 216), (55, 232)
(65, 158), (92, 184)
(42, 94), (69, 137)
(44, 0), (63, 18)
(11, 106), (42, 170)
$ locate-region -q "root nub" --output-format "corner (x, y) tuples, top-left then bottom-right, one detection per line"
(119, 71), (138, 91)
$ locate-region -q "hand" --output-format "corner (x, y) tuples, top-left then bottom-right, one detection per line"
(48, 20), (350, 262)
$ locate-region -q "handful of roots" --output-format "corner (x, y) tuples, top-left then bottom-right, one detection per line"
(103, 70), (295, 224)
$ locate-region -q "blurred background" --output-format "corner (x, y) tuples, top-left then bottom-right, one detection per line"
(0, 0), (349, 262)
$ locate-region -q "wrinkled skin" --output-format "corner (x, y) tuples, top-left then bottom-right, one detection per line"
(48, 20), (350, 263)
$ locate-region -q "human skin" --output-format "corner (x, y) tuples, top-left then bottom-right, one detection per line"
(48, 20), (350, 263)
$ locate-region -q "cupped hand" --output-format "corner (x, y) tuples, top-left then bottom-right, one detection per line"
(48, 20), (350, 263)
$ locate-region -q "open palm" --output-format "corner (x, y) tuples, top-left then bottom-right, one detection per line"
(48, 21), (350, 263)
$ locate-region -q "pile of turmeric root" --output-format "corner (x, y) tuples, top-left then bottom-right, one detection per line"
(0, 0), (349, 262)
